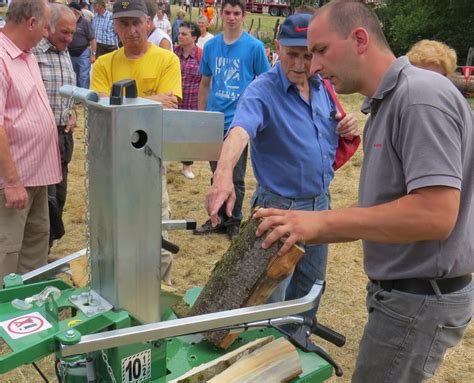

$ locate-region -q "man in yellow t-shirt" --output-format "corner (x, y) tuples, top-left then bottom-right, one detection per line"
(91, 0), (182, 106)
(90, 0), (182, 284)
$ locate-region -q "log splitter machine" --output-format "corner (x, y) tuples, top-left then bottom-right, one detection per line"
(0, 81), (345, 382)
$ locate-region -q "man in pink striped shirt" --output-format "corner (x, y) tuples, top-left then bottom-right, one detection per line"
(0, 0), (62, 284)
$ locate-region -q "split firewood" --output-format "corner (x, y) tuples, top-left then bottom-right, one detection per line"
(209, 337), (302, 383)
(188, 210), (304, 349)
(169, 336), (274, 383)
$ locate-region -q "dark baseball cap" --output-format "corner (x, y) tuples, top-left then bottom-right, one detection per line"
(278, 13), (312, 47)
(112, 0), (147, 19)
(68, 2), (82, 12)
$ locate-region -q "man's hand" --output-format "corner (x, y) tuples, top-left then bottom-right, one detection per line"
(90, 54), (96, 64)
(254, 208), (322, 256)
(205, 176), (236, 226)
(64, 111), (77, 133)
(335, 112), (359, 138)
(150, 92), (179, 109)
(4, 184), (28, 209)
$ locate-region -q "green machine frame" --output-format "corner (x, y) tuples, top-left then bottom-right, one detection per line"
(0, 83), (344, 382)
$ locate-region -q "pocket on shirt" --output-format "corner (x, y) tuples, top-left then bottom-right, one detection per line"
(141, 78), (158, 97)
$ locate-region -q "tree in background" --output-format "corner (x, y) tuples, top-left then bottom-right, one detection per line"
(374, 0), (474, 65)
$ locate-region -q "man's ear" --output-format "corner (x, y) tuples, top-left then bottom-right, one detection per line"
(352, 27), (369, 54)
(25, 16), (36, 32)
(274, 39), (281, 55)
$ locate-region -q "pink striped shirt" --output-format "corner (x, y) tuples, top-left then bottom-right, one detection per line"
(0, 33), (61, 188)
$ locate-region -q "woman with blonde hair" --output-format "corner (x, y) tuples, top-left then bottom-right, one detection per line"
(407, 39), (457, 77)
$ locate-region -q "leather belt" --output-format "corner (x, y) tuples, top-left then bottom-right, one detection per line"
(370, 274), (472, 295)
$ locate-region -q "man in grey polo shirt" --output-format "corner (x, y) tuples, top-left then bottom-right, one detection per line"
(255, 2), (473, 382)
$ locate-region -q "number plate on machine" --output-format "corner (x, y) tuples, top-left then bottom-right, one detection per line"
(121, 350), (151, 382)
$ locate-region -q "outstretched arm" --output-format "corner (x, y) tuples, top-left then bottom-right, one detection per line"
(255, 186), (460, 256)
(206, 127), (250, 226)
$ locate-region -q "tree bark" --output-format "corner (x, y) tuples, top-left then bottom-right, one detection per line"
(189, 214), (304, 348)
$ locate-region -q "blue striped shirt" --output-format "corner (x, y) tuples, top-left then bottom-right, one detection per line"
(91, 10), (118, 46)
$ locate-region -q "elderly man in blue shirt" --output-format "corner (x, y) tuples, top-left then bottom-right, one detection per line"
(205, 13), (359, 326)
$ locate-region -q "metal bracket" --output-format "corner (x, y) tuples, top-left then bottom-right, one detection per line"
(69, 290), (113, 317)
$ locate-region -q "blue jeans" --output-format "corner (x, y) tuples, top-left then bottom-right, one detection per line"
(210, 145), (248, 228)
(251, 185), (330, 321)
(70, 48), (91, 89)
(353, 280), (473, 382)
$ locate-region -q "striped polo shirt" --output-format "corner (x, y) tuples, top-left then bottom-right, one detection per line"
(0, 33), (61, 188)
(91, 10), (118, 47)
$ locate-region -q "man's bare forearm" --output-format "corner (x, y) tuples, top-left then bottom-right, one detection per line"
(0, 125), (21, 186)
(315, 186), (460, 244)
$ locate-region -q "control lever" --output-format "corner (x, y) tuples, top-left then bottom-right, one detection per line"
(274, 318), (345, 377)
(312, 319), (346, 348)
(162, 237), (180, 254)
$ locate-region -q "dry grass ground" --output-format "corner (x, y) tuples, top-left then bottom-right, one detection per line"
(3, 95), (473, 381)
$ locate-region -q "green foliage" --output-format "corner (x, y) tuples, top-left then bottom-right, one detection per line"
(375, 0), (474, 65)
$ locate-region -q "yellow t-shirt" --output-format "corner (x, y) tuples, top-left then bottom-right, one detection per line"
(90, 43), (182, 99)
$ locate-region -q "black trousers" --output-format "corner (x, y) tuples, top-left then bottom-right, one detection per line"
(49, 126), (74, 242)
(96, 43), (117, 58)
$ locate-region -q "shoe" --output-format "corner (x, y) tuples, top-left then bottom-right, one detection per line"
(193, 219), (226, 235)
(226, 225), (240, 240)
(182, 168), (195, 179)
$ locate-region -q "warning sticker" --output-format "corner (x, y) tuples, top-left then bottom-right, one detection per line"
(0, 312), (52, 339)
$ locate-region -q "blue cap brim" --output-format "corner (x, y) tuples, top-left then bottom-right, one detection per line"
(279, 38), (308, 47)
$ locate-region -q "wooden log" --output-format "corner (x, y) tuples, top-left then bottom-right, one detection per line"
(169, 336), (275, 383)
(189, 213), (304, 349)
(209, 337), (303, 383)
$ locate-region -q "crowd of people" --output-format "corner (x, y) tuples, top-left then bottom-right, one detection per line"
(0, 0), (472, 381)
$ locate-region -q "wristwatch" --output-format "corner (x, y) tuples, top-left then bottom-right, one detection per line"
(91, 51), (96, 55)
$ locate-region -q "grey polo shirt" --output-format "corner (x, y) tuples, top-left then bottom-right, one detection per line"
(359, 56), (473, 280)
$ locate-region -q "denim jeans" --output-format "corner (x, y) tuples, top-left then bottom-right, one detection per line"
(353, 280), (473, 382)
(210, 145), (248, 228)
(70, 48), (91, 89)
(251, 185), (330, 321)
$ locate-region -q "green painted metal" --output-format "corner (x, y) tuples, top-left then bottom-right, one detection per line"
(2, 273), (23, 288)
(1, 282), (333, 382)
(0, 280), (131, 375)
(154, 287), (333, 382)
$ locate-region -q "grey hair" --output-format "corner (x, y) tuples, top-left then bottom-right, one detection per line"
(197, 15), (209, 25)
(6, 0), (48, 24)
(49, 3), (76, 34)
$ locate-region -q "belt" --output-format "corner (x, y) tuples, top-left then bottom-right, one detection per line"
(370, 274), (472, 295)
(97, 42), (116, 48)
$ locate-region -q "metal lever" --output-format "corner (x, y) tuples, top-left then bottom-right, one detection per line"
(162, 237), (180, 254)
(109, 79), (137, 105)
(60, 284), (323, 356)
(277, 321), (344, 377)
(312, 319), (346, 348)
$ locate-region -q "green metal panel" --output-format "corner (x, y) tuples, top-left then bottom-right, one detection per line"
(0, 281), (130, 375)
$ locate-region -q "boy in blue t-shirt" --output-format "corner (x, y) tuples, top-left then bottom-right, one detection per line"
(195, 0), (270, 239)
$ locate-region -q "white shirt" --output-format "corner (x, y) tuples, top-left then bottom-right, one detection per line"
(148, 28), (173, 51)
(196, 32), (214, 49)
(153, 16), (171, 36)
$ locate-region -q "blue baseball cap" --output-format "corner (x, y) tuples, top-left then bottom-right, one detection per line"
(278, 13), (312, 47)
